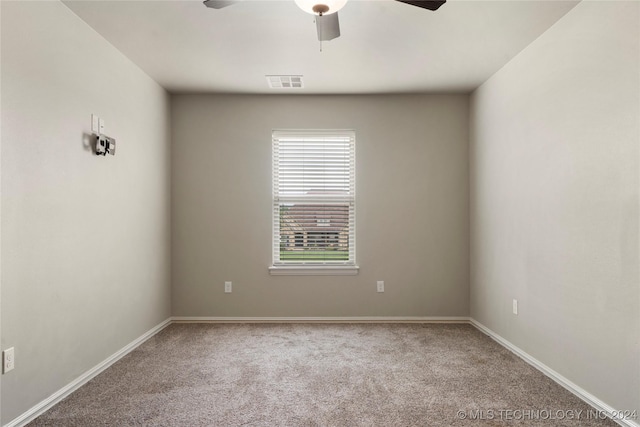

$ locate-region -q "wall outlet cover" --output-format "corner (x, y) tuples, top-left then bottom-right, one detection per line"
(3, 347), (15, 374)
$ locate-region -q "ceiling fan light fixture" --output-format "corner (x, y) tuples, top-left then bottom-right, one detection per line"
(294, 0), (348, 15)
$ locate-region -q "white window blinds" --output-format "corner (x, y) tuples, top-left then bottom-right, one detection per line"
(272, 130), (356, 266)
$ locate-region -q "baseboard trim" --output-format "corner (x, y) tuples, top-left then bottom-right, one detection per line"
(5, 318), (173, 427)
(171, 316), (471, 324)
(469, 319), (639, 427)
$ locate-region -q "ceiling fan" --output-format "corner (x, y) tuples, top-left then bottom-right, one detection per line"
(203, 0), (446, 42)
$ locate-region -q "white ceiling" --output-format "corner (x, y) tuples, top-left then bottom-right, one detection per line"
(63, 0), (579, 94)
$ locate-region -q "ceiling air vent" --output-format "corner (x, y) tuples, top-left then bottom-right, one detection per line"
(266, 75), (304, 89)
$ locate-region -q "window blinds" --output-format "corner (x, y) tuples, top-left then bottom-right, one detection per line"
(272, 130), (356, 265)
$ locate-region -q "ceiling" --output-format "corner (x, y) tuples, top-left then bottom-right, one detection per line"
(63, 0), (579, 94)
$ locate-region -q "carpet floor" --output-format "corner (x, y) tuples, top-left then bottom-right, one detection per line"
(29, 323), (617, 426)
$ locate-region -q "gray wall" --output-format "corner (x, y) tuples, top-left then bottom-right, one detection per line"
(1, 1), (172, 423)
(171, 94), (469, 317)
(0, 1), (3, 422)
(470, 0), (639, 416)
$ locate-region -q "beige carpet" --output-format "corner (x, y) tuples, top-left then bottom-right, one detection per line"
(29, 323), (616, 426)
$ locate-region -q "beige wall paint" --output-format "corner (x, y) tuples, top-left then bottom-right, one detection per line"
(1, 1), (171, 423)
(0, 2), (3, 423)
(171, 94), (469, 317)
(470, 0), (639, 416)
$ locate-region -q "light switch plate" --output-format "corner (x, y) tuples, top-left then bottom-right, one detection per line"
(91, 114), (99, 134)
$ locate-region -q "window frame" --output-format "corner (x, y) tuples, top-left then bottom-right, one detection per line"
(269, 130), (359, 276)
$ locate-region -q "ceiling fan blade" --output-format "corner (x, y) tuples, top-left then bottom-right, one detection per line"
(394, 0), (446, 11)
(316, 12), (340, 41)
(203, 0), (238, 9)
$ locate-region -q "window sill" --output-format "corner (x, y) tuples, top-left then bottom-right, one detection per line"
(269, 265), (360, 276)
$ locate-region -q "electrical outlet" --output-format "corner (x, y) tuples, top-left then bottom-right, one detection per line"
(512, 299), (518, 315)
(377, 281), (384, 293)
(3, 347), (15, 374)
(224, 281), (232, 293)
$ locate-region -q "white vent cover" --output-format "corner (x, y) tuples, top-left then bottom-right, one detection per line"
(266, 75), (304, 89)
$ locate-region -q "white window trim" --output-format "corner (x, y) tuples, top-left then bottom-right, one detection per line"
(269, 265), (359, 276)
(271, 129), (358, 276)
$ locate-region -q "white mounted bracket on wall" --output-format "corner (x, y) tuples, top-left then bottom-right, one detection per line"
(96, 134), (116, 156)
(91, 114), (116, 156)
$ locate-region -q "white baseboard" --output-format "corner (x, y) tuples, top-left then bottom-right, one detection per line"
(5, 318), (173, 427)
(171, 316), (471, 324)
(470, 319), (639, 427)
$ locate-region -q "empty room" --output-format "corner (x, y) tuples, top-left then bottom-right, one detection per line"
(1, 0), (638, 425)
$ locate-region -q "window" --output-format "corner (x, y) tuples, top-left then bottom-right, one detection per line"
(270, 130), (358, 275)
